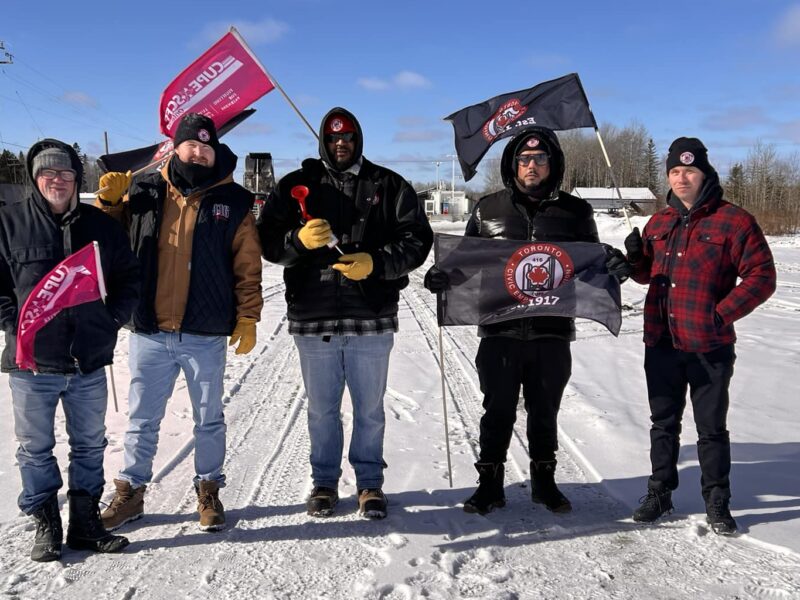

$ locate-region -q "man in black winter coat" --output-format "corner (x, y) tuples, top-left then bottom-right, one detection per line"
(426, 126), (629, 515)
(258, 108), (432, 519)
(0, 139), (139, 561)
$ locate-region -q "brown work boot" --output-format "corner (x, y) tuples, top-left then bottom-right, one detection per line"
(358, 488), (388, 519)
(196, 480), (226, 531)
(101, 479), (145, 531)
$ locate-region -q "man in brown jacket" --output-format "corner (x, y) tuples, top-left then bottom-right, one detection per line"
(94, 113), (263, 532)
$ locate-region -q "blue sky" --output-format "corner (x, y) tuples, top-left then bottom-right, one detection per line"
(2, 0), (799, 187)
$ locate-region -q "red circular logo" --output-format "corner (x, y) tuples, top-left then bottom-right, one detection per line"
(198, 129), (211, 143)
(526, 138), (540, 148)
(330, 118), (344, 132)
(504, 243), (574, 302)
(679, 151), (695, 165)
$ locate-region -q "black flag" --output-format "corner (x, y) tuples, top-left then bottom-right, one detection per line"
(444, 73), (596, 181)
(434, 233), (621, 336)
(97, 108), (256, 174)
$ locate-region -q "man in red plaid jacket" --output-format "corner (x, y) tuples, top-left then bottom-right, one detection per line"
(624, 137), (776, 536)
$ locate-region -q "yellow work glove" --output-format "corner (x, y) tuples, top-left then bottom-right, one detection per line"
(97, 171), (131, 205)
(297, 219), (333, 250)
(332, 253), (373, 281)
(229, 317), (257, 355)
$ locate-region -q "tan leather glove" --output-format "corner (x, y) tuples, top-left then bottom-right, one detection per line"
(97, 171), (131, 205)
(332, 253), (373, 281)
(229, 317), (257, 355)
(297, 219), (333, 250)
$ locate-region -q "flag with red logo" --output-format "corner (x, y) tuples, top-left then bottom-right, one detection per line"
(444, 73), (597, 181)
(16, 243), (106, 371)
(97, 109), (256, 175)
(159, 27), (275, 138)
(433, 233), (621, 335)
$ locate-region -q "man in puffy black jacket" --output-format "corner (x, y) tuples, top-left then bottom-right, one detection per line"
(259, 108), (432, 519)
(426, 126), (625, 515)
(0, 139), (139, 561)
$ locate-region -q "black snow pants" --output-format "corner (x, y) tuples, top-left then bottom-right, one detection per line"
(475, 337), (572, 464)
(644, 338), (736, 503)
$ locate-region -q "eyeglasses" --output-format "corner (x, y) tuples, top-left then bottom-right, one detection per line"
(38, 169), (77, 182)
(324, 132), (355, 144)
(516, 153), (549, 167)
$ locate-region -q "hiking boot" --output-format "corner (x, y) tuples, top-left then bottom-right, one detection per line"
(306, 486), (339, 517)
(632, 489), (674, 522)
(706, 498), (737, 536)
(196, 480), (226, 531)
(530, 460), (572, 513)
(101, 479), (145, 531)
(30, 494), (62, 562)
(463, 462), (506, 515)
(358, 489), (388, 519)
(66, 490), (129, 553)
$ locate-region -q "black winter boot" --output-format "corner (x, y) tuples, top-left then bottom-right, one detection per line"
(30, 494), (62, 562)
(706, 498), (737, 536)
(66, 490), (130, 553)
(531, 460), (572, 513)
(632, 488), (673, 522)
(463, 462), (506, 515)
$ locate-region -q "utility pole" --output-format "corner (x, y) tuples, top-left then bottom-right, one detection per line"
(0, 41), (13, 65)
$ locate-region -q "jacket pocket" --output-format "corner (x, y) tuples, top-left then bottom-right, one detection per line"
(10, 246), (58, 290)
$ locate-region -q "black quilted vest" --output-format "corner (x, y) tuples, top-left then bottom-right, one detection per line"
(127, 174), (252, 336)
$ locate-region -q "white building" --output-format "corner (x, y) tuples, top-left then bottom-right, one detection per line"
(571, 187), (657, 213)
(418, 187), (468, 218)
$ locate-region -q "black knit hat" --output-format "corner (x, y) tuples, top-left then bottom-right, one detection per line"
(514, 132), (552, 158)
(666, 137), (712, 175)
(173, 113), (219, 149)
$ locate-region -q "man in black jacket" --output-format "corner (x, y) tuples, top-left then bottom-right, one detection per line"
(259, 108), (432, 519)
(0, 139), (139, 561)
(426, 126), (628, 515)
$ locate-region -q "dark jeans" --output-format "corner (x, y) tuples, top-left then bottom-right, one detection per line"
(476, 337), (572, 464)
(644, 339), (736, 502)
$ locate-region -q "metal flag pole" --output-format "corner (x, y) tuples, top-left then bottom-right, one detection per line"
(229, 27), (318, 141)
(438, 326), (454, 488)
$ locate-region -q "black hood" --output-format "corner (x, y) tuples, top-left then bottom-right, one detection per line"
(499, 126), (565, 199)
(318, 106), (364, 171)
(26, 138), (84, 195)
(667, 168), (723, 214)
(167, 142), (238, 193)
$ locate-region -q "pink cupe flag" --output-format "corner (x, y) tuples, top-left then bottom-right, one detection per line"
(159, 27), (275, 138)
(16, 242), (106, 372)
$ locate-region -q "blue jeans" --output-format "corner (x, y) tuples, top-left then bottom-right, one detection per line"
(294, 334), (393, 490)
(119, 332), (227, 488)
(10, 368), (109, 514)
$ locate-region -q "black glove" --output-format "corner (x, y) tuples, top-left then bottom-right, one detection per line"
(423, 265), (450, 293)
(605, 247), (632, 283)
(624, 227), (644, 263)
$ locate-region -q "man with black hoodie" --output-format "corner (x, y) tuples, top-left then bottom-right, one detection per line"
(625, 137), (775, 535)
(425, 126), (628, 515)
(95, 113), (263, 533)
(0, 139), (139, 561)
(259, 108), (432, 519)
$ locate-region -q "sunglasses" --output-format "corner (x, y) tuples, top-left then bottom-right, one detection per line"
(516, 153), (549, 167)
(38, 169), (77, 182)
(324, 132), (355, 143)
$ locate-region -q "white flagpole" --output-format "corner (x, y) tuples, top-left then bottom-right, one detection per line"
(93, 242), (119, 413)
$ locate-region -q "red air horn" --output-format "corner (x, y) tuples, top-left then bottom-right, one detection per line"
(290, 185), (343, 255)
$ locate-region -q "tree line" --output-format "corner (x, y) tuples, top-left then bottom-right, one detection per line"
(2, 133), (798, 234)
(478, 123), (799, 234)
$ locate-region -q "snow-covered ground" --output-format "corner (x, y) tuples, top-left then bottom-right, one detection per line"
(0, 213), (798, 599)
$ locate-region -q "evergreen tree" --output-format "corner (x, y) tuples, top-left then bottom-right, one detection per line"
(726, 163), (745, 205)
